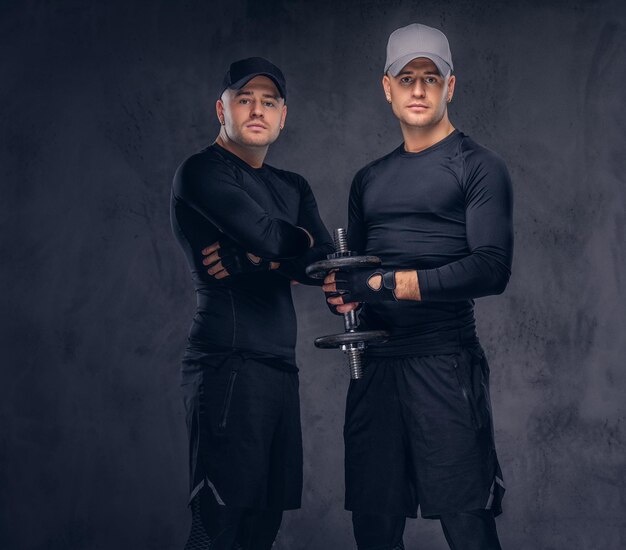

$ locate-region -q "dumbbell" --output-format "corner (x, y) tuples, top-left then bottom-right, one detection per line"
(306, 228), (389, 379)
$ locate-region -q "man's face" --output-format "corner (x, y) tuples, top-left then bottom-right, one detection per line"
(382, 57), (455, 129)
(216, 76), (287, 148)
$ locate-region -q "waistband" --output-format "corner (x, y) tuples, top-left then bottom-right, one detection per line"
(365, 323), (479, 357)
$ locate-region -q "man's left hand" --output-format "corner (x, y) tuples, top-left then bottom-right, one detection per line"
(323, 268), (398, 304)
(202, 240), (279, 279)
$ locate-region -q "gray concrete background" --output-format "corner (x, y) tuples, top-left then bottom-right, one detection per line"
(1, 0), (625, 548)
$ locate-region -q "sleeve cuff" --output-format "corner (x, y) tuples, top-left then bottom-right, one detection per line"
(417, 270), (434, 301)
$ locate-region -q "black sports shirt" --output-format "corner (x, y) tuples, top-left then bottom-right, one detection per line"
(171, 144), (333, 369)
(348, 130), (514, 356)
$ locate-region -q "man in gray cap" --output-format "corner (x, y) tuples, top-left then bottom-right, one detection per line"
(323, 24), (513, 549)
(171, 57), (333, 549)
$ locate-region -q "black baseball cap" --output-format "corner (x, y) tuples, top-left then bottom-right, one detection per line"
(220, 57), (287, 101)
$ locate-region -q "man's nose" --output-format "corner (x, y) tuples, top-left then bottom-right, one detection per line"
(250, 100), (264, 117)
(411, 81), (426, 97)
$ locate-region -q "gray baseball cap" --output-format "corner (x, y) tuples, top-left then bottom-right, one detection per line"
(384, 23), (453, 78)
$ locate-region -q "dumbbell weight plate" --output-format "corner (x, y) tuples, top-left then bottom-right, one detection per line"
(314, 330), (390, 349)
(305, 256), (383, 279)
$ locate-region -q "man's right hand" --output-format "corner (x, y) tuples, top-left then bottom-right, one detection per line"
(329, 299), (361, 315)
(322, 271), (361, 315)
(325, 292), (361, 315)
(202, 239), (278, 279)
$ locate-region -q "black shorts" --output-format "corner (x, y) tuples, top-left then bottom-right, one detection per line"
(344, 345), (505, 519)
(182, 353), (302, 511)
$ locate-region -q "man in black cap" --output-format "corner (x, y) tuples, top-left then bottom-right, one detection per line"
(323, 24), (513, 550)
(171, 57), (333, 550)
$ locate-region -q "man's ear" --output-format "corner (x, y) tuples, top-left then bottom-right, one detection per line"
(382, 74), (392, 103)
(446, 74), (456, 103)
(216, 97), (225, 125)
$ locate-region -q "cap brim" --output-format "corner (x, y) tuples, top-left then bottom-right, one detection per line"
(386, 53), (451, 78)
(228, 72), (286, 99)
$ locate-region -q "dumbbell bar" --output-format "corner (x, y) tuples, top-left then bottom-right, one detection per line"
(306, 228), (389, 379)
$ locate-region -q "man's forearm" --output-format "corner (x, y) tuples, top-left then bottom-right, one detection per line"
(393, 270), (421, 301)
(365, 270), (421, 301)
(275, 240), (334, 285)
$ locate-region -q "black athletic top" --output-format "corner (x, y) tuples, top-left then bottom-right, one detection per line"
(171, 143), (333, 370)
(348, 130), (514, 356)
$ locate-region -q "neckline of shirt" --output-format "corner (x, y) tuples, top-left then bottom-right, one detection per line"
(211, 142), (269, 173)
(397, 129), (462, 158)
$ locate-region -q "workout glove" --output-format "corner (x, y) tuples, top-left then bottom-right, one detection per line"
(333, 268), (398, 303)
(206, 239), (271, 278)
(324, 291), (363, 316)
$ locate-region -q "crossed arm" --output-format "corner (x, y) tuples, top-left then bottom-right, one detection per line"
(174, 155), (332, 284)
(174, 154), (312, 260)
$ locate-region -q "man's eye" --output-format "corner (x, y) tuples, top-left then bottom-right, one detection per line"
(400, 77), (413, 84)
(264, 102), (276, 108)
(239, 99), (250, 104)
(425, 77), (437, 84)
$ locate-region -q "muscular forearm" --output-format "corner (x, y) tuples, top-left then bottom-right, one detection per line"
(176, 157), (311, 260)
(326, 259), (510, 305)
(369, 258), (511, 303)
(392, 255), (510, 302)
(362, 270), (420, 300)
(392, 270), (421, 300)
(416, 251), (511, 301)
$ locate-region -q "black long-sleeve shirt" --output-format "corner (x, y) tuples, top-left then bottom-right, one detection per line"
(171, 144), (333, 370)
(348, 130), (514, 356)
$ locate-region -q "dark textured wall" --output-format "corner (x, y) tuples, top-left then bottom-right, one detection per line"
(1, 1), (625, 548)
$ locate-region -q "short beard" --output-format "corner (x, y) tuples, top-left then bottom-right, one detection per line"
(226, 127), (279, 149)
